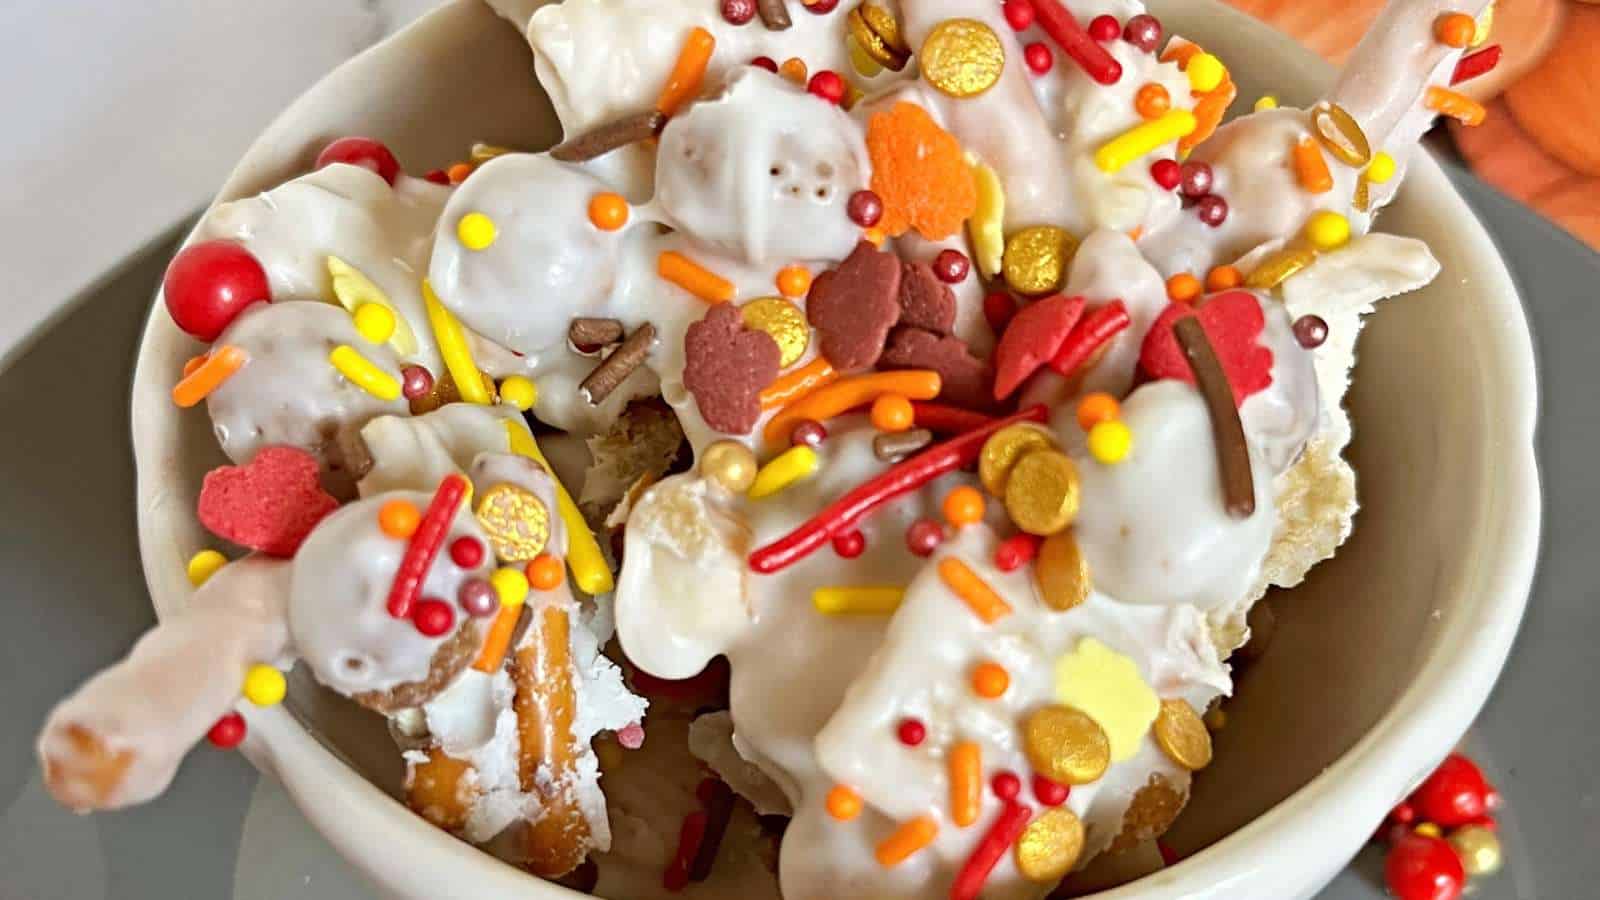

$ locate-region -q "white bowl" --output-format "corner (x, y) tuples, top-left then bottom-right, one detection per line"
(128, 1), (1542, 897)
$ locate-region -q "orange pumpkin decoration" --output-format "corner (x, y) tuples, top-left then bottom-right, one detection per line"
(1503, 3), (1600, 175)
(1452, 99), (1600, 248)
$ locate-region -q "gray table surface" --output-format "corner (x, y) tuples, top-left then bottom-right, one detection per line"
(2, 161), (1595, 899)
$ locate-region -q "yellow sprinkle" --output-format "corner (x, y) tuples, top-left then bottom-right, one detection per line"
(1254, 95), (1279, 112)
(1054, 638), (1159, 762)
(1415, 823), (1443, 839)
(1185, 53), (1226, 93)
(812, 586), (906, 616)
(186, 550), (227, 587)
(353, 302), (397, 345)
(1094, 110), (1198, 174)
(499, 375), (538, 411)
(503, 420), (614, 595)
(748, 446), (820, 499)
(490, 567), (530, 608)
(423, 279), (491, 405)
(329, 344), (401, 401)
(1304, 210), (1352, 250)
(967, 157), (1006, 278)
(1086, 421), (1132, 464)
(1365, 151), (1397, 184)
(457, 212), (498, 250)
(242, 664), (287, 706)
(327, 256), (419, 356)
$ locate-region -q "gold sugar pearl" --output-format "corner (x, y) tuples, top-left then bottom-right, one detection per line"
(700, 440), (759, 495)
(474, 483), (551, 563)
(1244, 245), (1318, 290)
(1153, 699), (1213, 770)
(1014, 807), (1085, 883)
(978, 423), (1057, 497)
(1023, 704), (1110, 785)
(920, 18), (1006, 99)
(741, 297), (810, 368)
(1003, 226), (1078, 296)
(1003, 450), (1080, 536)
(1035, 531), (1091, 612)
(1310, 102), (1372, 168)
(1448, 824), (1504, 877)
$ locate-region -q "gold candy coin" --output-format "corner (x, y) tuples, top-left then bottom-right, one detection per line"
(1153, 698), (1213, 770)
(1310, 102), (1371, 168)
(1109, 774), (1186, 852)
(1448, 824), (1503, 877)
(1023, 704), (1110, 785)
(1014, 807), (1085, 882)
(740, 297), (810, 368)
(848, 4), (910, 71)
(920, 18), (1006, 99)
(1003, 226), (1078, 296)
(978, 423), (1057, 496)
(1035, 531), (1091, 612)
(474, 483), (551, 563)
(1003, 450), (1080, 536)
(1244, 245), (1317, 290)
(700, 440), (758, 495)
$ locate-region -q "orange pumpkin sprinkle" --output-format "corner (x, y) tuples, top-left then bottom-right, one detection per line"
(866, 102), (978, 241)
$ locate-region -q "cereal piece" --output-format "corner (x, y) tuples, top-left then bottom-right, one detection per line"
(806, 240), (904, 371)
(196, 446), (339, 557)
(474, 483), (552, 563)
(880, 327), (993, 411)
(1138, 291), (1273, 406)
(993, 294), (1085, 400)
(897, 261), (957, 334)
(685, 304), (782, 434)
(866, 102), (978, 240)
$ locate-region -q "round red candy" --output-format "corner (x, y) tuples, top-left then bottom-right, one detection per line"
(449, 536), (485, 568)
(832, 529), (866, 559)
(1384, 834), (1465, 900)
(804, 0), (840, 14)
(413, 598), (456, 637)
(1088, 14), (1120, 41)
(1002, 0), (1035, 31)
(1024, 42), (1054, 75)
(991, 771), (1021, 800)
(1032, 774), (1069, 806)
(1179, 161), (1214, 198)
(808, 70), (846, 105)
(847, 190), (884, 227)
(896, 718), (927, 746)
(1122, 13), (1162, 52)
(163, 240), (271, 342)
(751, 56), (779, 72)
(1150, 159), (1182, 191)
(207, 712), (248, 749)
(790, 419), (828, 448)
(401, 365), (435, 399)
(315, 137), (401, 186)
(1410, 754), (1493, 827)
(983, 291), (1017, 333)
(906, 519), (944, 557)
(934, 249), (971, 284)
(721, 0), (756, 25)
(1196, 194), (1229, 227)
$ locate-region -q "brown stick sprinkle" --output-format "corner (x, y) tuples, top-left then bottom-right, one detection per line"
(1172, 317), (1255, 517)
(581, 323), (657, 405)
(549, 110), (666, 163)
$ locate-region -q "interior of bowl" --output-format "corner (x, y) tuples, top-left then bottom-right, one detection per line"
(128, 0), (1539, 896)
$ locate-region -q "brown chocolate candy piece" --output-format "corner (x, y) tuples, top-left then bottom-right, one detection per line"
(880, 326), (993, 411)
(569, 317), (625, 349)
(806, 240), (903, 371)
(1172, 316), (1255, 517)
(550, 110), (666, 163)
(897, 260), (957, 334)
(581, 323), (657, 405)
(684, 304), (782, 434)
(756, 0), (792, 30)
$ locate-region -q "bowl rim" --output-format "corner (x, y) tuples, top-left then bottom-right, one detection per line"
(126, 1), (1543, 898)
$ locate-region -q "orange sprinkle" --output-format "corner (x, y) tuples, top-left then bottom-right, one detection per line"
(971, 662), (1009, 699)
(1159, 41), (1203, 69)
(826, 784), (863, 821)
(759, 357), (838, 411)
(658, 251), (735, 303)
(870, 394), (915, 432)
(182, 354), (207, 378)
(1293, 136), (1334, 194)
(937, 557), (1013, 624)
(1134, 83), (1171, 120)
(863, 226), (887, 247)
(1166, 272), (1202, 303)
(471, 604), (521, 674)
(942, 486), (986, 528)
(657, 27), (716, 116)
(777, 265), (813, 298)
(779, 57), (809, 86)
(446, 163), (474, 184)
(1435, 12), (1475, 48)
(171, 344), (247, 408)
(1205, 265), (1242, 292)
(949, 742), (982, 827)
(763, 370), (942, 447)
(587, 193), (629, 231)
(526, 554), (565, 591)
(1076, 392), (1120, 432)
(875, 816), (939, 867)
(1127, 226), (1143, 242)
(867, 102), (978, 241)
(1425, 86), (1486, 126)
(1180, 75), (1235, 155)
(378, 499), (421, 539)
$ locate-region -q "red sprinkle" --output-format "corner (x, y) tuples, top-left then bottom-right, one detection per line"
(832, 529), (867, 558)
(994, 534), (1043, 571)
(385, 474), (469, 619)
(1024, 41), (1054, 75)
(983, 291), (1018, 334)
(1032, 0), (1122, 85)
(1158, 841), (1181, 866)
(751, 56), (779, 72)
(991, 771), (1021, 800)
(1002, 0), (1035, 31)
(950, 801), (1033, 900)
(663, 810), (709, 892)
(1031, 774), (1069, 806)
(910, 401), (993, 434)
(207, 712), (247, 749)
(1150, 158), (1181, 191)
(1048, 299), (1131, 377)
(1451, 44), (1501, 86)
(749, 408), (1048, 574)
(1087, 14), (1120, 41)
(808, 70), (846, 105)
(897, 718), (927, 746)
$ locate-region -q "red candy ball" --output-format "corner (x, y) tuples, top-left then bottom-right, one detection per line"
(1179, 161), (1214, 198)
(934, 249), (971, 283)
(991, 771), (1021, 801)
(721, 0), (756, 25)
(449, 536), (485, 568)
(1150, 159), (1181, 191)
(847, 190), (884, 227)
(163, 240), (271, 341)
(1024, 41), (1054, 75)
(413, 598), (456, 637)
(207, 712), (248, 749)
(1088, 14), (1121, 41)
(315, 137), (401, 186)
(1411, 754), (1493, 827)
(896, 718), (927, 746)
(1196, 194), (1229, 227)
(1292, 314), (1328, 349)
(1389, 801), (1417, 826)
(808, 70), (846, 105)
(1123, 13), (1162, 52)
(804, 0), (840, 13)
(994, 534), (1041, 572)
(1002, 0), (1035, 31)
(790, 419), (828, 448)
(1384, 834), (1465, 900)
(1032, 774), (1070, 806)
(423, 169), (450, 185)
(401, 365), (434, 399)
(751, 56), (779, 72)
(457, 579), (499, 618)
(832, 529), (866, 559)
(906, 519), (944, 557)
(983, 291), (1017, 333)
